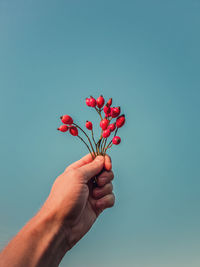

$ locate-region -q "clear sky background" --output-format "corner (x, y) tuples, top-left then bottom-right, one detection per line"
(0, 1), (200, 266)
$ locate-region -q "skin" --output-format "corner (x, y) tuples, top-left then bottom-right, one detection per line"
(0, 154), (115, 267)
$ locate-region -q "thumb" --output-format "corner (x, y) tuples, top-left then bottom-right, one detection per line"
(79, 156), (104, 182)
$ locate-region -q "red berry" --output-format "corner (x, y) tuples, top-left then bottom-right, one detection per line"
(69, 126), (78, 136)
(107, 98), (112, 107)
(103, 129), (111, 138)
(85, 121), (93, 130)
(116, 114), (125, 128)
(57, 125), (68, 132)
(100, 118), (109, 130)
(86, 98), (91, 107)
(111, 106), (120, 118)
(60, 115), (73, 125)
(96, 95), (105, 108)
(90, 97), (96, 107)
(105, 109), (112, 117)
(108, 123), (116, 132)
(112, 136), (121, 145)
(103, 104), (111, 115)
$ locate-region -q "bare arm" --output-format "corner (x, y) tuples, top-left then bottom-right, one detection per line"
(0, 154), (115, 267)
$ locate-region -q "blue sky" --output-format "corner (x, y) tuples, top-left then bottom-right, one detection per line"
(0, 1), (200, 266)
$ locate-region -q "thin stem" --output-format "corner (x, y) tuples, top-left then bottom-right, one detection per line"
(114, 127), (118, 136)
(104, 128), (118, 153)
(100, 139), (103, 154)
(102, 138), (108, 155)
(104, 140), (112, 153)
(73, 123), (96, 156)
(95, 107), (103, 120)
(107, 144), (113, 150)
(91, 128), (97, 152)
(100, 138), (106, 154)
(93, 106), (103, 154)
(96, 145), (99, 155)
(77, 135), (94, 159)
(97, 136), (101, 152)
(97, 127), (103, 153)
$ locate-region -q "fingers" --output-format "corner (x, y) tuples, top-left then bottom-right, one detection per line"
(104, 154), (112, 171)
(79, 156), (104, 182)
(93, 182), (113, 199)
(65, 153), (94, 172)
(97, 170), (114, 187)
(65, 153), (112, 174)
(95, 193), (115, 210)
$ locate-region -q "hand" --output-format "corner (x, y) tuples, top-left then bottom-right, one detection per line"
(0, 154), (115, 267)
(42, 154), (115, 250)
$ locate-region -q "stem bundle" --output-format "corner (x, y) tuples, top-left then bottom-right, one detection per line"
(74, 108), (117, 157)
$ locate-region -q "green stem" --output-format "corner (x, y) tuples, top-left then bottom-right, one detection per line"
(102, 138), (108, 155)
(77, 135), (94, 159)
(93, 106), (104, 154)
(106, 144), (113, 150)
(95, 107), (103, 120)
(104, 128), (118, 153)
(100, 138), (106, 154)
(73, 123), (96, 156)
(91, 128), (97, 153)
(97, 136), (101, 152)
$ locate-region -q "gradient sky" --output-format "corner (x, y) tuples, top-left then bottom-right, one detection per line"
(0, 1), (200, 266)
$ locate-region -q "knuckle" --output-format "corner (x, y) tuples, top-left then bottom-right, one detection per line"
(68, 168), (77, 176)
(98, 170), (108, 178)
(69, 168), (83, 179)
(93, 188), (99, 196)
(104, 194), (115, 208)
(64, 166), (70, 172)
(97, 177), (107, 186)
(98, 171), (114, 186)
(109, 171), (114, 180)
(110, 193), (115, 206)
(106, 182), (113, 192)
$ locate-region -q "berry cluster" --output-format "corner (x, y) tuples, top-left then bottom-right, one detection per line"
(57, 95), (125, 158)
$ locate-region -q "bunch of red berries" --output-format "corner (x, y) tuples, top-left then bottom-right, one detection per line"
(57, 95), (125, 158)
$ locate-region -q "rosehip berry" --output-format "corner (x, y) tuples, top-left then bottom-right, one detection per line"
(102, 129), (111, 138)
(116, 114), (125, 128)
(96, 95), (105, 108)
(90, 97), (96, 107)
(69, 126), (78, 136)
(111, 106), (120, 118)
(107, 98), (112, 107)
(86, 98), (91, 107)
(103, 104), (111, 115)
(100, 118), (109, 130)
(112, 136), (121, 145)
(85, 121), (93, 130)
(105, 109), (112, 117)
(108, 123), (116, 132)
(60, 115), (73, 125)
(57, 125), (68, 132)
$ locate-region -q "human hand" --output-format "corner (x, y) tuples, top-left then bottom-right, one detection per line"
(41, 154), (115, 251)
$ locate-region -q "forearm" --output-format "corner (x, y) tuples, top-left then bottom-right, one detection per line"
(0, 208), (69, 267)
